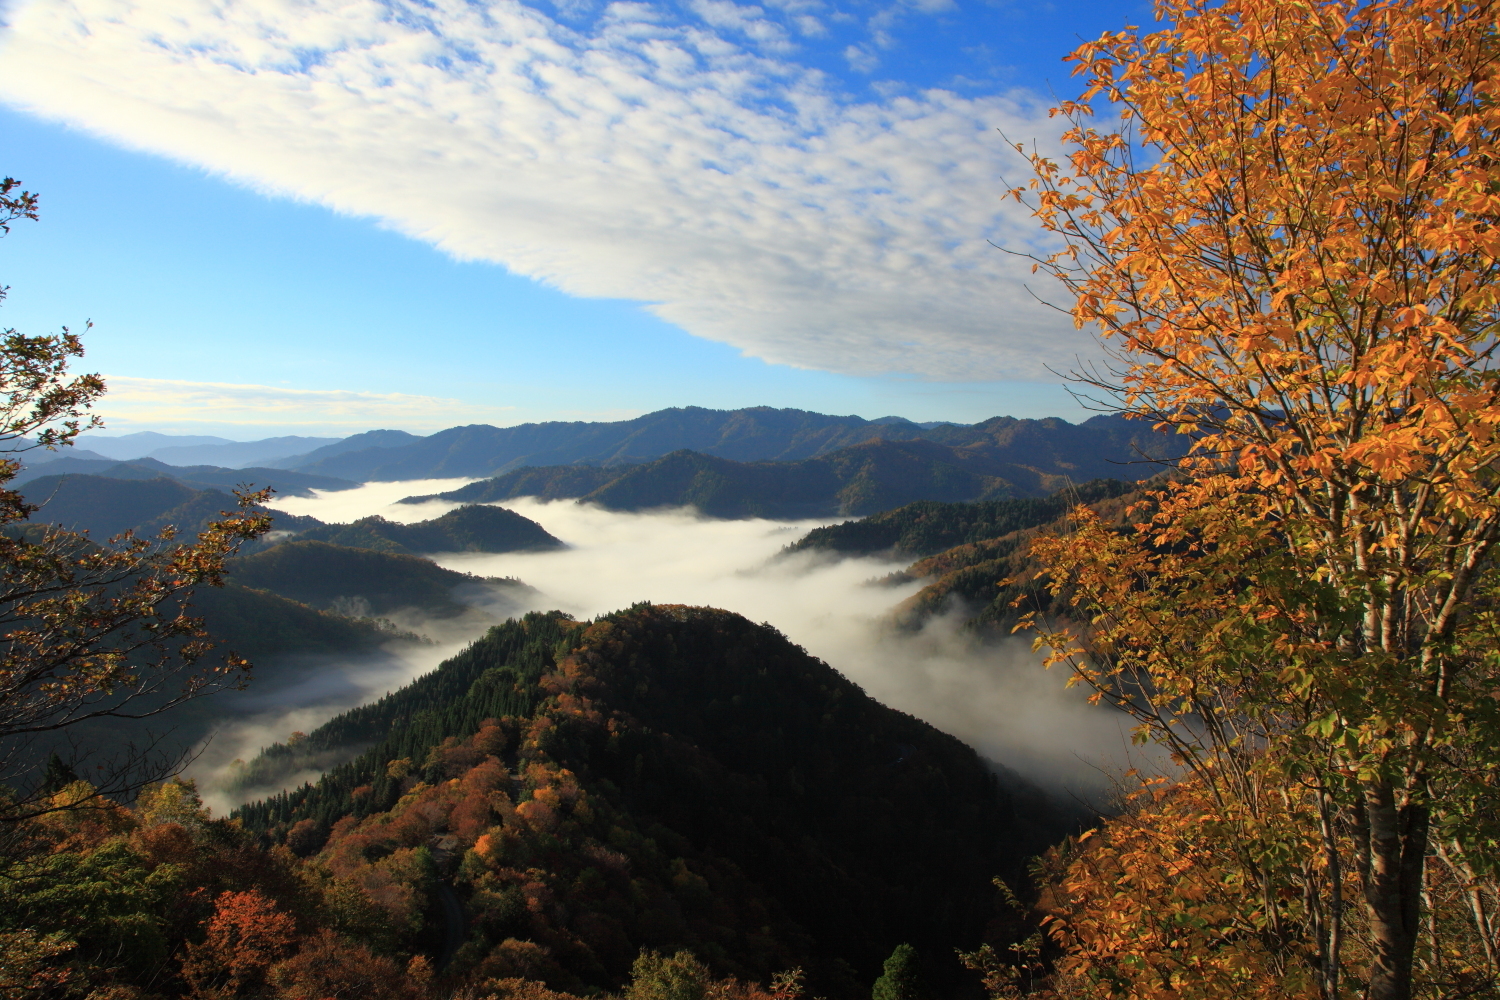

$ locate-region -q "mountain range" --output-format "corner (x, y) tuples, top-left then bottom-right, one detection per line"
(403, 432), (1166, 516)
(282, 406), (1182, 482)
(14, 410), (1182, 515)
(14, 472), (557, 625)
(14, 483), (567, 780)
(62, 431), (341, 468)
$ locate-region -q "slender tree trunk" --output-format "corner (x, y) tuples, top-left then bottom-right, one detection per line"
(1319, 790), (1343, 1000)
(1362, 780), (1430, 1000)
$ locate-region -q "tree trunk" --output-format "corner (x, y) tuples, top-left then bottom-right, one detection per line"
(1362, 780), (1429, 1000)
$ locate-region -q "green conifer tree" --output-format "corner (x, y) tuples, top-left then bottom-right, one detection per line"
(871, 943), (924, 1000)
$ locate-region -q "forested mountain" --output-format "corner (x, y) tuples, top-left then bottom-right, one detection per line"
(786, 479), (1137, 559)
(189, 582), (419, 660)
(817, 485), (1146, 636)
(229, 541), (537, 619)
(406, 438), (1160, 517)
(12, 507), (550, 784)
(8, 474), (554, 730)
(293, 505), (562, 555)
(289, 406), (1182, 482)
(234, 606), (1072, 997)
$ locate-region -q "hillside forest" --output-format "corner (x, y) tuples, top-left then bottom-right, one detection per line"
(7, 2), (1500, 1000)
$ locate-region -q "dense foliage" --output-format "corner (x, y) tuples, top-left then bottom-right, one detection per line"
(1, 774), (824, 1000)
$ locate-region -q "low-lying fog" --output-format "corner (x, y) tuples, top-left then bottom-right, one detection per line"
(194, 481), (1137, 814)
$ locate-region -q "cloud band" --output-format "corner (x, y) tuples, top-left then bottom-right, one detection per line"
(0, 0), (1095, 380)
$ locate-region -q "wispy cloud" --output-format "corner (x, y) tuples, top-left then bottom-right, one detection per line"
(96, 376), (515, 432)
(0, 0), (1095, 380)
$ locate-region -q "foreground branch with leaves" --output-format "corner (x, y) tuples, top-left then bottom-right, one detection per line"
(0, 176), (272, 827)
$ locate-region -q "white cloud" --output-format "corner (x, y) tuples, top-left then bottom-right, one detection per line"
(842, 42), (879, 72)
(96, 376), (515, 431)
(0, 0), (1095, 380)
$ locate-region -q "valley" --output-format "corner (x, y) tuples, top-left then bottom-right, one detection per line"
(6, 406), (1155, 1000)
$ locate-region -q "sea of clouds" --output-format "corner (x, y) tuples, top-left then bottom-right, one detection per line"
(191, 482), (1138, 813)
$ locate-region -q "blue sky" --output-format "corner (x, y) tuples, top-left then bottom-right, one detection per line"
(0, 0), (1150, 439)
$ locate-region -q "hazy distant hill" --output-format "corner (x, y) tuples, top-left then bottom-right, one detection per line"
(144, 435), (340, 468)
(74, 431), (231, 459)
(289, 406), (1182, 482)
(407, 428), (1174, 516)
(260, 428), (422, 468)
(20, 446), (115, 465)
(71, 431), (340, 467)
(15, 457), (357, 495)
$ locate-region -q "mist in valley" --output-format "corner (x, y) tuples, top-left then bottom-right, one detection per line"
(192, 481), (1138, 814)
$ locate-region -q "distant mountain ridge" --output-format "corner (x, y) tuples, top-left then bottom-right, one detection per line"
(403, 416), (1184, 516)
(70, 431), (341, 468)
(287, 406), (1182, 482)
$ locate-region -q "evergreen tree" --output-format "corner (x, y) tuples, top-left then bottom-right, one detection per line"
(870, 944), (924, 1000)
(38, 754), (76, 795)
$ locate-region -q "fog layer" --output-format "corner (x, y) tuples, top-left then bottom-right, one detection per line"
(211, 483), (1134, 809)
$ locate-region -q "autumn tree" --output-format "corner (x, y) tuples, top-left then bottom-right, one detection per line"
(0, 176), (272, 828)
(182, 890), (300, 999)
(1009, 2), (1500, 999)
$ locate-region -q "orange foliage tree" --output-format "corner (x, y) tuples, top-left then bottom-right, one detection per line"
(1010, 2), (1500, 998)
(182, 889), (300, 999)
